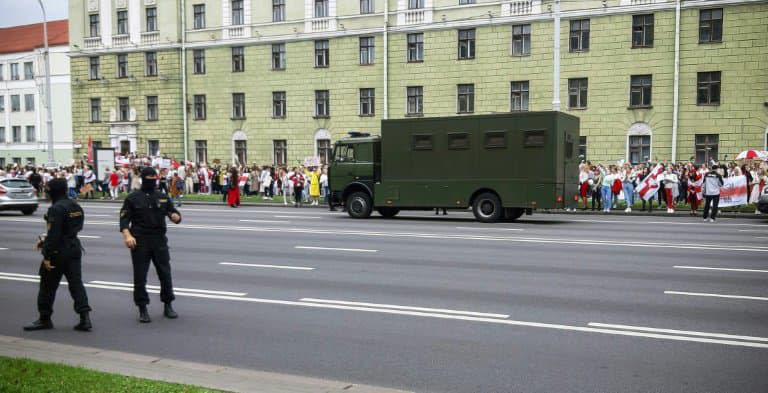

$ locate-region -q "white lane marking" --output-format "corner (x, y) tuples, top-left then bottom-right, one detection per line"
(569, 218), (768, 228)
(89, 280), (247, 296)
(0, 272), (38, 278)
(588, 323), (768, 343)
(739, 229), (768, 233)
(295, 246), (378, 253)
(674, 265), (768, 274)
(0, 276), (40, 283)
(300, 298), (509, 319)
(0, 248), (8, 250)
(3, 217), (768, 253)
(455, 226), (523, 231)
(754, 237), (768, 239)
(1, 273), (765, 349)
(274, 215), (321, 219)
(219, 262), (315, 271)
(665, 291), (768, 301)
(79, 235), (102, 239)
(86, 214), (111, 217)
(239, 219), (286, 224)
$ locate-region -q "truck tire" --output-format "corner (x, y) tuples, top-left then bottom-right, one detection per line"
(346, 192), (373, 219)
(377, 207), (400, 218)
(472, 192), (502, 223)
(503, 208), (524, 221)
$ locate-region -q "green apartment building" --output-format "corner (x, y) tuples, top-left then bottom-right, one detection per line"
(68, 0), (768, 166)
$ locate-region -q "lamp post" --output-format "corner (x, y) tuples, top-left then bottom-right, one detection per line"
(37, 0), (56, 168)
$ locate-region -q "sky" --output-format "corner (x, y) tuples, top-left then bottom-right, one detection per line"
(0, 0), (68, 28)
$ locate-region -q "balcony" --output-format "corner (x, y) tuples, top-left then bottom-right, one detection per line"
(112, 34), (130, 47)
(224, 25), (246, 39)
(307, 17), (337, 32)
(500, 0), (541, 17)
(141, 31), (159, 45)
(397, 8), (432, 25)
(84, 36), (101, 49)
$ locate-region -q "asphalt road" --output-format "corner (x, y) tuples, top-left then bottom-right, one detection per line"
(0, 202), (766, 393)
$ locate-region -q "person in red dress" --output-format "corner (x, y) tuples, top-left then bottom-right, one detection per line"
(227, 167), (241, 208)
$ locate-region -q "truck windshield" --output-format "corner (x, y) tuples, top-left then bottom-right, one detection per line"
(334, 144), (355, 162)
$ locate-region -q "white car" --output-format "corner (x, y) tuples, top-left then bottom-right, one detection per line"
(0, 178), (38, 215)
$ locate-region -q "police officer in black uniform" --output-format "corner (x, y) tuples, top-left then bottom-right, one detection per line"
(24, 178), (92, 332)
(120, 167), (182, 323)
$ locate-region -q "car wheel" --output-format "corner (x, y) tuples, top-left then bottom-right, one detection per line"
(346, 192), (373, 219)
(472, 192), (502, 223)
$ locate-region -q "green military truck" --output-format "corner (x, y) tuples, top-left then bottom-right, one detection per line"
(328, 112), (580, 222)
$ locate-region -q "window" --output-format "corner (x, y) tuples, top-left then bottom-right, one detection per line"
(569, 19), (590, 52)
(0, 64), (3, 81)
(117, 10), (128, 35)
(193, 50), (205, 74)
(697, 71), (721, 105)
(12, 126), (21, 143)
(0, 127), (4, 143)
(273, 0), (285, 22)
(90, 98), (101, 122)
(272, 91), (286, 118)
(458, 29), (475, 59)
(11, 95), (20, 112)
(629, 75), (652, 107)
(193, 95), (206, 120)
(145, 52), (157, 76)
(118, 97), (130, 121)
(272, 44), (285, 69)
(89, 57), (100, 79)
(360, 0), (374, 14)
(12, 157), (22, 166)
(315, 40), (329, 67)
(317, 139), (332, 165)
(10, 63), (19, 80)
(407, 86), (423, 115)
(568, 78), (588, 109)
(26, 126), (35, 143)
(315, 90), (330, 117)
(408, 0), (423, 9)
(148, 140), (160, 156)
(117, 54), (128, 78)
(232, 93), (246, 119)
(457, 84), (474, 113)
(193, 4), (205, 29)
(0, 96), (4, 111)
(412, 134), (433, 150)
(407, 33), (424, 62)
(359, 37), (375, 65)
(632, 14), (654, 48)
(524, 130), (545, 147)
(512, 24), (531, 56)
(232, 0), (244, 25)
(89, 14), (100, 37)
(695, 134), (719, 165)
(195, 140), (208, 163)
(23, 62), (33, 79)
(146, 7), (157, 32)
(459, 0), (475, 4)
(579, 136), (587, 160)
(273, 140), (287, 166)
(315, 0), (329, 17)
(24, 94), (34, 112)
(234, 140), (247, 164)
(484, 131), (506, 148)
(510, 81), (529, 111)
(231, 47), (244, 72)
(359, 88), (375, 116)
(448, 133), (470, 150)
(628, 135), (650, 164)
(699, 9), (723, 43)
(146, 96), (158, 121)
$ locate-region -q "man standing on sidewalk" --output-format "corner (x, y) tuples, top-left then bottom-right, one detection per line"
(120, 167), (182, 323)
(24, 178), (92, 332)
(702, 165), (724, 223)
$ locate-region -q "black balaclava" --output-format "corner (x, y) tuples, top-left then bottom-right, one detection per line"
(140, 167), (158, 192)
(47, 178), (68, 202)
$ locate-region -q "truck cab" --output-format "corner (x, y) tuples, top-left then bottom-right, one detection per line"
(328, 133), (380, 216)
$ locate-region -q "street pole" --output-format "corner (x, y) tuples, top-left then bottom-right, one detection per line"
(552, 0), (561, 112)
(38, 0), (56, 168)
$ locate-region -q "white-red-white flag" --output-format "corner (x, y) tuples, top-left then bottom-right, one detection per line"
(636, 164), (664, 201)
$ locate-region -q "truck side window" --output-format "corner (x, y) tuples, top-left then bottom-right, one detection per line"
(484, 131), (506, 149)
(447, 132), (470, 150)
(523, 130), (545, 147)
(334, 145), (355, 162)
(412, 134), (433, 150)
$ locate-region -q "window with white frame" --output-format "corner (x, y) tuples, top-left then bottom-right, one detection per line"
(232, 93), (246, 119)
(11, 95), (20, 111)
(117, 10), (128, 34)
(232, 0), (244, 25)
(272, 91), (286, 118)
(407, 33), (424, 62)
(193, 50), (205, 74)
(408, 0), (423, 9)
(195, 140), (208, 163)
(146, 96), (158, 121)
(628, 135), (650, 164)
(146, 7), (157, 32)
(148, 140), (160, 156)
(315, 90), (329, 117)
(458, 29), (475, 59)
(12, 126), (21, 143)
(273, 0), (285, 21)
(569, 19), (590, 52)
(512, 24), (531, 56)
(231, 46), (244, 72)
(359, 37), (375, 65)
(145, 52), (157, 76)
(315, 0), (329, 17)
(193, 4), (206, 29)
(457, 84), (474, 113)
(24, 94), (34, 112)
(359, 88), (374, 116)
(568, 78), (588, 109)
(273, 140), (287, 166)
(117, 53), (128, 78)
(407, 86), (423, 115)
(510, 81), (529, 111)
(89, 56), (100, 79)
(89, 14), (100, 36)
(23, 62), (33, 79)
(194, 95), (206, 120)
(26, 126), (35, 143)
(118, 97), (130, 121)
(272, 44), (286, 69)
(90, 98), (101, 122)
(315, 40), (329, 67)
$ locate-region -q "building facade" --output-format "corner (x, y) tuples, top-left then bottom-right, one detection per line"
(68, 0), (768, 166)
(0, 20), (73, 168)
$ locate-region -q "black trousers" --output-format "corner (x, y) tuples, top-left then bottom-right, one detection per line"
(703, 195), (720, 220)
(131, 235), (175, 306)
(37, 244), (91, 318)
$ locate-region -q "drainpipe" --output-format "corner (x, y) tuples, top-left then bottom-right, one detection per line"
(671, 0), (680, 162)
(383, 0), (389, 120)
(552, 0), (561, 112)
(181, 0), (189, 162)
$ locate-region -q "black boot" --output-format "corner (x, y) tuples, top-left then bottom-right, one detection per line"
(138, 306), (151, 323)
(74, 312), (92, 332)
(163, 303), (178, 319)
(23, 317), (53, 331)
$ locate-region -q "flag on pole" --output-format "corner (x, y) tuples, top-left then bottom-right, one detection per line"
(87, 136), (93, 163)
(636, 164), (664, 201)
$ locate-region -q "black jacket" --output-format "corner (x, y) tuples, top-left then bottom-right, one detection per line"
(42, 199), (84, 260)
(119, 190), (181, 236)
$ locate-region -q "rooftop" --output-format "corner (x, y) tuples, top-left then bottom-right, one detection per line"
(0, 20), (68, 54)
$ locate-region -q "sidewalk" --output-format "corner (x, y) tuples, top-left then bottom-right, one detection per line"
(0, 335), (411, 393)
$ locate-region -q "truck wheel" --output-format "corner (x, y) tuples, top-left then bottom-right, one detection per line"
(504, 208), (524, 221)
(473, 192), (502, 223)
(346, 192), (373, 219)
(21, 208), (36, 216)
(377, 207), (400, 218)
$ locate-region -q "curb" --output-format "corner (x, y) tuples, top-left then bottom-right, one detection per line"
(0, 335), (411, 393)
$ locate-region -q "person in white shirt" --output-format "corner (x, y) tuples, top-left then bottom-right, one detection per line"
(83, 166), (96, 199)
(663, 166), (679, 213)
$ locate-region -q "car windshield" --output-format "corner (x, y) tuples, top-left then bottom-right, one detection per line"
(1, 179), (32, 188)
